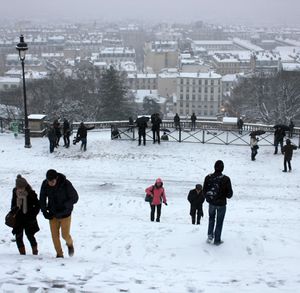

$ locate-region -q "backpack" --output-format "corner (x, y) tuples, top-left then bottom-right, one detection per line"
(204, 174), (224, 203)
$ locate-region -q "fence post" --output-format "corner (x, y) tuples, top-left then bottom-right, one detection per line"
(179, 127), (182, 142)
(202, 129), (205, 143)
(133, 126), (135, 141)
(0, 118), (3, 133)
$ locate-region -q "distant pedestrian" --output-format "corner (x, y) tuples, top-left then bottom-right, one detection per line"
(282, 139), (297, 172)
(53, 119), (61, 147)
(128, 116), (134, 133)
(191, 113), (197, 131)
(174, 113), (180, 130)
(250, 134), (259, 161)
(274, 127), (286, 154)
(63, 119), (71, 148)
(237, 117), (244, 134)
(151, 113), (162, 144)
(47, 126), (56, 153)
(11, 175), (40, 255)
(145, 178), (167, 222)
(76, 122), (95, 151)
(40, 169), (79, 258)
(136, 118), (147, 146)
(203, 160), (233, 245)
(187, 184), (204, 225)
(289, 120), (294, 138)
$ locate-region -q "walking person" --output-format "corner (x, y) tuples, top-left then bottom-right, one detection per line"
(40, 169), (79, 258)
(174, 113), (180, 130)
(274, 126), (285, 154)
(187, 184), (204, 225)
(289, 120), (294, 138)
(237, 117), (244, 134)
(203, 160), (233, 245)
(282, 139), (297, 172)
(250, 134), (259, 161)
(151, 113), (162, 144)
(136, 118), (147, 146)
(47, 126), (56, 153)
(191, 113), (197, 131)
(76, 122), (95, 151)
(145, 178), (167, 222)
(53, 119), (62, 147)
(63, 119), (71, 148)
(11, 175), (40, 255)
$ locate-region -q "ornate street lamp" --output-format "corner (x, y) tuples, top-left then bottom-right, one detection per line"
(16, 35), (31, 148)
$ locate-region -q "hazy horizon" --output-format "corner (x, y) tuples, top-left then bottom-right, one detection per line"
(2, 0), (300, 27)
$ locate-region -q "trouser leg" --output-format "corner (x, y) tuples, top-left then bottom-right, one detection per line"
(15, 231), (25, 249)
(208, 205), (216, 238)
(284, 158), (287, 171)
(156, 204), (161, 221)
(190, 207), (196, 224)
(214, 206), (226, 243)
(50, 218), (63, 257)
(150, 204), (155, 221)
(60, 216), (73, 247)
(143, 133), (146, 145)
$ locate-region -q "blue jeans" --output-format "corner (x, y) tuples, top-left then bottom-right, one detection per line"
(208, 204), (226, 243)
(81, 138), (87, 151)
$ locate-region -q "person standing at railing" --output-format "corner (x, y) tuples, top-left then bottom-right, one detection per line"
(174, 113), (180, 130)
(151, 113), (162, 144)
(250, 134), (259, 161)
(191, 113), (197, 131)
(237, 117), (244, 134)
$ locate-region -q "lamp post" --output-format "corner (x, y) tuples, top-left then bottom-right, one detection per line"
(16, 35), (31, 148)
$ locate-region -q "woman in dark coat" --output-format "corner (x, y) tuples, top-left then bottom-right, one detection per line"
(11, 175), (40, 255)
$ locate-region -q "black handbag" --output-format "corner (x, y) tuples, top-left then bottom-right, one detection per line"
(145, 194), (153, 203)
(5, 209), (18, 228)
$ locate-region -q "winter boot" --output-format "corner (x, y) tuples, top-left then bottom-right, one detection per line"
(18, 246), (26, 255)
(67, 244), (74, 257)
(32, 245), (38, 255)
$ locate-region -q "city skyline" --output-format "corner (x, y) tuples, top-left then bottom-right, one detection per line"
(1, 0), (300, 26)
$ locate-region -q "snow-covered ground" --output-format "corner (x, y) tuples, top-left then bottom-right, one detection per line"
(0, 130), (299, 293)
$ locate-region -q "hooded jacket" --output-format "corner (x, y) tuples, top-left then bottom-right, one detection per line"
(145, 178), (167, 206)
(40, 173), (79, 219)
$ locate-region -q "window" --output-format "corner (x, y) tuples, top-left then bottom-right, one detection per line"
(192, 95), (196, 100)
(180, 94), (183, 100)
(186, 94), (189, 100)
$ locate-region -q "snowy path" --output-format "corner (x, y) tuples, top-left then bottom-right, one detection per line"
(0, 131), (299, 292)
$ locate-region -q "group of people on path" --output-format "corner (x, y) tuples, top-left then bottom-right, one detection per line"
(9, 170), (78, 258)
(48, 120), (94, 153)
(145, 160), (233, 246)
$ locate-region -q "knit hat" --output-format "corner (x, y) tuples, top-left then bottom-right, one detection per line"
(214, 160), (224, 172)
(286, 139), (291, 145)
(46, 169), (58, 181)
(16, 174), (28, 189)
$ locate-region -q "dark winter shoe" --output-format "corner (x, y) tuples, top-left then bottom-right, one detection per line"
(214, 240), (224, 246)
(18, 246), (26, 255)
(156, 218), (160, 222)
(67, 244), (74, 257)
(32, 246), (38, 255)
(56, 254), (64, 258)
(282, 170), (287, 172)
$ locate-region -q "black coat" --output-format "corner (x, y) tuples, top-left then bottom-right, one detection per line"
(11, 186), (40, 235)
(137, 121), (148, 135)
(151, 115), (162, 131)
(282, 144), (297, 160)
(40, 173), (79, 219)
(187, 189), (204, 208)
(203, 171), (233, 206)
(76, 125), (95, 139)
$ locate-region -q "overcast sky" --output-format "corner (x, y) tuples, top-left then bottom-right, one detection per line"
(2, 0), (300, 26)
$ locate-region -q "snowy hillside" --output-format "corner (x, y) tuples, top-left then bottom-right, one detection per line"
(0, 130), (299, 293)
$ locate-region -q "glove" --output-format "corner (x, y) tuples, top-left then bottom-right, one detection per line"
(164, 202), (168, 206)
(43, 211), (53, 220)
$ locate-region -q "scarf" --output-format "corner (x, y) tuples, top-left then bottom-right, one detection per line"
(16, 189), (28, 214)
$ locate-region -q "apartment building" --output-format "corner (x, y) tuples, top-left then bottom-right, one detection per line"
(176, 72), (222, 117)
(127, 73), (157, 90)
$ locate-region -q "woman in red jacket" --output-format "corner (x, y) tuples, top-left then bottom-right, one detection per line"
(145, 178), (167, 222)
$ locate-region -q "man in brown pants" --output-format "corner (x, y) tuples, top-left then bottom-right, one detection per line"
(40, 169), (79, 258)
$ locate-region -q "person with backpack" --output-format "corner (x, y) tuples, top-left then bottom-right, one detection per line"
(282, 139), (297, 172)
(145, 178), (167, 222)
(76, 122), (95, 151)
(187, 184), (204, 225)
(203, 160), (233, 245)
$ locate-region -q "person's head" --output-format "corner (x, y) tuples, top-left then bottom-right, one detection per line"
(15, 174), (28, 191)
(80, 122), (84, 127)
(195, 184), (202, 191)
(46, 169), (58, 187)
(286, 139), (291, 145)
(214, 160), (224, 173)
(155, 178), (163, 188)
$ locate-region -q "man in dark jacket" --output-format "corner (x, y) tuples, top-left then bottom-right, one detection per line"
(40, 169), (79, 258)
(47, 126), (56, 153)
(63, 119), (71, 148)
(282, 139), (297, 172)
(191, 113), (197, 131)
(136, 119), (148, 146)
(151, 113), (162, 144)
(203, 160), (233, 245)
(174, 113), (180, 130)
(187, 184), (204, 225)
(76, 122), (95, 151)
(274, 127), (285, 154)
